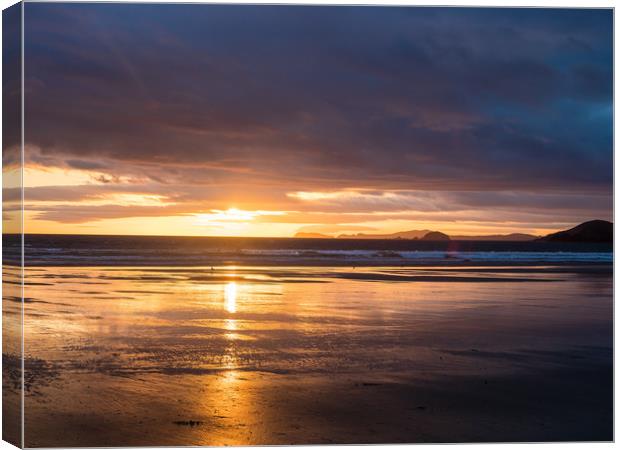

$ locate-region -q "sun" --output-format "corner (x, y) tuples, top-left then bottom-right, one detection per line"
(195, 208), (257, 225)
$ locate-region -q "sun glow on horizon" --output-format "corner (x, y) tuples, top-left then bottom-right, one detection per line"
(195, 208), (286, 226)
(196, 208), (261, 224)
(18, 167), (593, 238)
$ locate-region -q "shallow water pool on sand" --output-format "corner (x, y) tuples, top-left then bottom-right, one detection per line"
(4, 265), (612, 446)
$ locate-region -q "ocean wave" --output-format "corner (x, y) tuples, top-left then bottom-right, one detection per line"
(21, 247), (613, 266)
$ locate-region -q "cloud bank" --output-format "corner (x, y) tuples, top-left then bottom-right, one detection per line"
(20, 4), (613, 235)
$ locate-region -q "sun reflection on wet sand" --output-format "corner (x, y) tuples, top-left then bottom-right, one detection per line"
(223, 282), (240, 374)
(224, 282), (237, 313)
(214, 281), (250, 445)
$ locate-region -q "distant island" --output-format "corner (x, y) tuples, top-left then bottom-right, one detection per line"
(294, 232), (334, 239)
(337, 230), (433, 240)
(295, 220), (612, 243)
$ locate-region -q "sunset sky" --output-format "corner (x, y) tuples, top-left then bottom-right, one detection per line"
(7, 4), (613, 237)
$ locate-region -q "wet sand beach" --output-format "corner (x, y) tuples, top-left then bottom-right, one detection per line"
(3, 263), (613, 446)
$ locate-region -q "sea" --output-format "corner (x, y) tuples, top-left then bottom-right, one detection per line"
(3, 233), (614, 266)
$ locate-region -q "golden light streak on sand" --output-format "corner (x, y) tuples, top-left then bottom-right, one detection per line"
(224, 282), (237, 314)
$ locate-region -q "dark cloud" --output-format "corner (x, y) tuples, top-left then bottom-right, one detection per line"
(65, 159), (109, 171)
(3, 3), (21, 168)
(20, 4), (613, 230)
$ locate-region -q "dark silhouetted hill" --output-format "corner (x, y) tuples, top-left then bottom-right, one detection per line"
(421, 231), (450, 241)
(538, 220), (613, 243)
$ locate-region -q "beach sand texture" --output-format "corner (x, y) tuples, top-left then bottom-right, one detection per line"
(3, 264), (612, 446)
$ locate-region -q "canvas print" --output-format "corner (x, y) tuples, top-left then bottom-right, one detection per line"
(2, 2), (613, 447)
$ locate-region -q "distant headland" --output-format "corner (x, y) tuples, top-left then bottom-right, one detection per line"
(295, 220), (613, 243)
